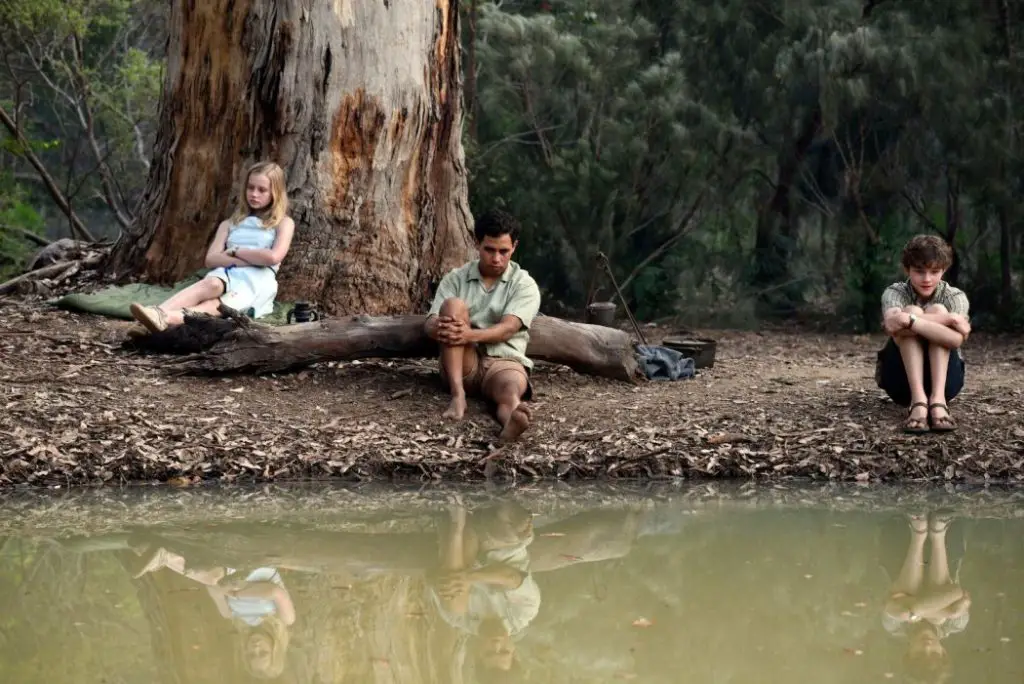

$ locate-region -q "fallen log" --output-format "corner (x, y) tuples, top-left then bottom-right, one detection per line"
(0, 253), (103, 296)
(135, 312), (641, 382)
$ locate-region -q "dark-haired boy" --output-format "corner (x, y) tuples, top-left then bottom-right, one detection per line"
(425, 209), (541, 442)
(878, 235), (971, 433)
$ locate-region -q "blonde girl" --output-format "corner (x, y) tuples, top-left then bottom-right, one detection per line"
(130, 160), (296, 333)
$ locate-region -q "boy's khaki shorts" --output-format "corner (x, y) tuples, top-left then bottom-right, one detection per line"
(440, 350), (534, 401)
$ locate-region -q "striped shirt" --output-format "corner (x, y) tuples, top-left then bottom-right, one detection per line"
(880, 280), (970, 318)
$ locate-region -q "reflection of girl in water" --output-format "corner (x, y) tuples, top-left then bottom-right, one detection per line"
(880, 511), (970, 684)
(134, 548), (296, 679)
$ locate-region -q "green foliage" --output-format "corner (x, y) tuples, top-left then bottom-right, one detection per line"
(0, 174), (45, 280)
(469, 2), (744, 313)
(467, 0), (1024, 330)
(838, 216), (915, 332)
(0, 0), (164, 241)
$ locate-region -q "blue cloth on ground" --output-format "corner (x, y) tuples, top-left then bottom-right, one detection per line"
(637, 344), (696, 381)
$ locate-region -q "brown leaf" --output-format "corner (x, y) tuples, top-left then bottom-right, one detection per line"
(707, 432), (752, 445)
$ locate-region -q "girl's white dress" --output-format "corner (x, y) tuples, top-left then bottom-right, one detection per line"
(206, 215), (280, 318)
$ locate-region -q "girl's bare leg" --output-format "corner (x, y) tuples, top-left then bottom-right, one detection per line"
(163, 298), (223, 325)
(159, 277), (226, 313)
(131, 278), (225, 330)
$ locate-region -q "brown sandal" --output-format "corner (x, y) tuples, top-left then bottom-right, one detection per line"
(129, 302), (169, 333)
(903, 402), (930, 434)
(929, 510), (955, 533)
(928, 403), (957, 432)
(906, 512), (928, 534)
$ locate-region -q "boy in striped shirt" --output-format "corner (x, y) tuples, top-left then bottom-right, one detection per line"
(878, 235), (971, 433)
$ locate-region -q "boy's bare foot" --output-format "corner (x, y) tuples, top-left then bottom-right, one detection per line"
(499, 404), (532, 443)
(443, 394), (468, 421)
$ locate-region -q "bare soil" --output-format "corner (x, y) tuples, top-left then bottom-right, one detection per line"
(1, 296), (1022, 486)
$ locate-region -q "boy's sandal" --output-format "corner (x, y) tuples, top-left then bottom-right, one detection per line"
(928, 403), (957, 432)
(929, 510), (955, 534)
(903, 402), (930, 434)
(906, 512), (928, 534)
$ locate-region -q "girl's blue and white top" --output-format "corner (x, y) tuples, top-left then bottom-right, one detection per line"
(224, 567), (285, 627)
(206, 215), (280, 319)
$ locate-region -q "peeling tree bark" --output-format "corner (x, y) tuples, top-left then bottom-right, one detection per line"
(107, 0), (474, 315)
(145, 314), (641, 382)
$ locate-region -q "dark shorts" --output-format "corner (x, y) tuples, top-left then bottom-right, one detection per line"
(875, 338), (965, 406)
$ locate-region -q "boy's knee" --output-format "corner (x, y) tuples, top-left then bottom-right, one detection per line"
(924, 303), (948, 314)
(488, 370), (528, 403)
(439, 297), (469, 319)
(902, 305), (925, 315)
(494, 384), (520, 404)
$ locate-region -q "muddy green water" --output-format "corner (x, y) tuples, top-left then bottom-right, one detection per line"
(0, 484), (1021, 683)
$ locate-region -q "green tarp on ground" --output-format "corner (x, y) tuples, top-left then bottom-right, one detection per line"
(54, 271), (294, 325)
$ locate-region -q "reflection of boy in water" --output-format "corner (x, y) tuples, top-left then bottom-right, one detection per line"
(431, 500), (539, 676)
(133, 548), (295, 679)
(881, 512), (970, 684)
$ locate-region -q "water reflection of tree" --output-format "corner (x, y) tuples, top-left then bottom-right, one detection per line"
(124, 526), (448, 683)
(0, 539), (155, 682)
(7, 503), (1024, 683)
(116, 505), (649, 684)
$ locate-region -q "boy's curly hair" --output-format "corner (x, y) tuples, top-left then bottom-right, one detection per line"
(474, 209), (521, 243)
(901, 234), (953, 271)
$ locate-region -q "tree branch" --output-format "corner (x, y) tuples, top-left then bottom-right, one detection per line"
(520, 80), (554, 168)
(900, 188), (941, 232)
(0, 105), (95, 243)
(618, 186), (709, 293)
(69, 34), (133, 230)
(0, 223), (51, 247)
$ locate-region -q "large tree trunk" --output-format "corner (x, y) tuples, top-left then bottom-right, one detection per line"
(106, 0), (474, 314)
(143, 314), (641, 382)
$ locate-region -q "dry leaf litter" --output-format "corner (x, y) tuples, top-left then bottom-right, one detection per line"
(1, 296), (1023, 486)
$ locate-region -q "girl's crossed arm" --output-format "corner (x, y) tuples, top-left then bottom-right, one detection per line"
(205, 220), (248, 268)
(232, 217), (296, 267)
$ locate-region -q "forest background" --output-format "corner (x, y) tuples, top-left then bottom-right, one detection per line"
(1, 0), (1021, 332)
